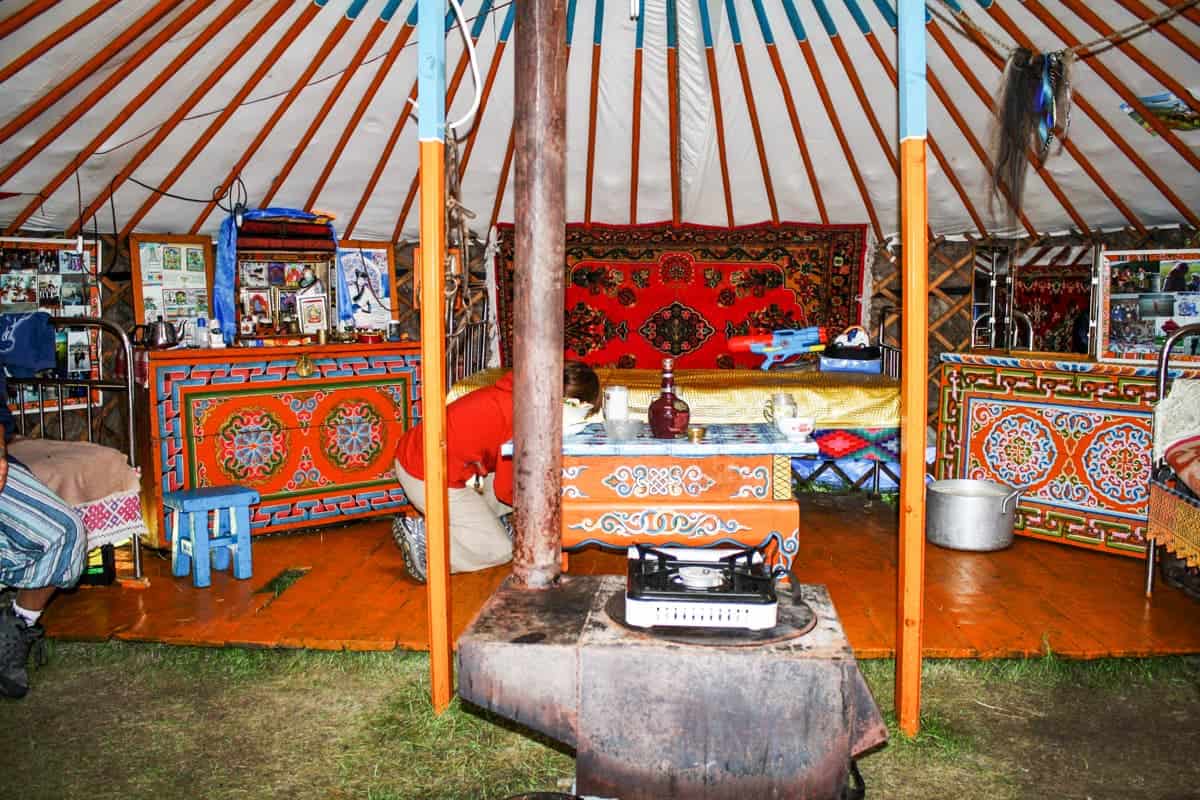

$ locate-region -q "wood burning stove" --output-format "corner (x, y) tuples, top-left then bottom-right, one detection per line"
(458, 574), (886, 799)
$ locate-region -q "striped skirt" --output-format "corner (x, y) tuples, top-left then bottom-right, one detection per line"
(1, 460), (85, 589)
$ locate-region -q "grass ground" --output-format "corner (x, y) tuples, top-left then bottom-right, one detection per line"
(1, 642), (1198, 799)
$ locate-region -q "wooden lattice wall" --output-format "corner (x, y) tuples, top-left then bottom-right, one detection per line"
(868, 227), (1200, 423)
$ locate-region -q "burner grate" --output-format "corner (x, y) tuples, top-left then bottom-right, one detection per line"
(625, 545), (781, 630)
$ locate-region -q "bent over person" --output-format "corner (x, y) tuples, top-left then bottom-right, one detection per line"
(392, 361), (600, 582)
(1, 376), (86, 699)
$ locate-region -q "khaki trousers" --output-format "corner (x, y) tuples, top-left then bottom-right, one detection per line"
(394, 461), (513, 573)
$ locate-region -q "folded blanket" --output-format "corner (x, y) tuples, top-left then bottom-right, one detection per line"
(6, 437), (139, 506)
(0, 311), (55, 377)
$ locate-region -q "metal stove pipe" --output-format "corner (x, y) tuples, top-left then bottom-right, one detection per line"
(510, 0), (569, 589)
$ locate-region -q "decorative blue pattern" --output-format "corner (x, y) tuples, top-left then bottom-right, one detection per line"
(981, 413), (1055, 487)
(565, 531), (799, 572)
(568, 508), (750, 537)
(1084, 424), (1152, 506)
(601, 464), (716, 497)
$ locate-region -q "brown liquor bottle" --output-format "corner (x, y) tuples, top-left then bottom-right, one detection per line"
(648, 357), (691, 439)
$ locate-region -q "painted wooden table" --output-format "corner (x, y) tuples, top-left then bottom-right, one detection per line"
(541, 422), (803, 571)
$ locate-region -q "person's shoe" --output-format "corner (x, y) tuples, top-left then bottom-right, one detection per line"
(1162, 555), (1200, 602)
(0, 605), (44, 700)
(392, 516), (427, 584)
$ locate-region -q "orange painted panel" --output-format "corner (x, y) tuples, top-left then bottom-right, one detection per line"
(563, 454), (778, 502)
(562, 499), (799, 570)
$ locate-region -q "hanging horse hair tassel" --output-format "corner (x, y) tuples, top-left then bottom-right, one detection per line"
(991, 48), (1073, 218)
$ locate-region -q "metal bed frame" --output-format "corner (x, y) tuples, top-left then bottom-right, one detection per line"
(5, 316), (142, 579)
(1144, 322), (1200, 597)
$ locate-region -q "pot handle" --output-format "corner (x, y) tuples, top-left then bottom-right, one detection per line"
(1001, 487), (1023, 513)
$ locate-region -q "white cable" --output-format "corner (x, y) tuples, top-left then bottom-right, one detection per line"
(446, 0), (482, 133)
(404, 0), (481, 133)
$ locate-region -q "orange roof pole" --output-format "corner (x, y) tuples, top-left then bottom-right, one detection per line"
(0, 0), (119, 85)
(0, 0), (60, 40)
(896, 0), (927, 739)
(416, 0), (452, 714)
(0, 0), (177, 148)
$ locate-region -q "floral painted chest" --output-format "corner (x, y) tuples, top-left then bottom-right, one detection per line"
(143, 343), (420, 545)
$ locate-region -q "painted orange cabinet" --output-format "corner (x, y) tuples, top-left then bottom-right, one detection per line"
(142, 343), (421, 545)
(553, 423), (802, 571)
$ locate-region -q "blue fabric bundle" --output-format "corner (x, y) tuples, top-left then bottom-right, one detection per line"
(214, 207), (354, 343)
(0, 311), (56, 377)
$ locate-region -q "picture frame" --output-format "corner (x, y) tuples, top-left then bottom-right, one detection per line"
(298, 294), (328, 334)
(130, 234), (214, 325)
(340, 239), (398, 329)
(240, 288), (272, 320)
(239, 261), (269, 288)
(1097, 249), (1200, 367)
(275, 288), (298, 317)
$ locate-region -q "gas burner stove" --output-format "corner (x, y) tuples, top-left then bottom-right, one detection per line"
(625, 544), (781, 631)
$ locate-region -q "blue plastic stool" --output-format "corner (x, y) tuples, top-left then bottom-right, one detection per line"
(163, 486), (260, 588)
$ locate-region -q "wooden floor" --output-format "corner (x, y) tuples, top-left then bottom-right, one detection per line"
(43, 496), (1200, 659)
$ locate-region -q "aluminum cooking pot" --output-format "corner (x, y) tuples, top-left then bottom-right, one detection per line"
(926, 479), (1023, 552)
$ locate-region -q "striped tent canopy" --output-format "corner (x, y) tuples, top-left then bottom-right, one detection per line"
(0, 0), (1196, 243)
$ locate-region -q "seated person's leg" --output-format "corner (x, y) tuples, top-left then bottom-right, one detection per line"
(1, 461), (86, 699)
(448, 482), (512, 573)
(392, 461), (511, 576)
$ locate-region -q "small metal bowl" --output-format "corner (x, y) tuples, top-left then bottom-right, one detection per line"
(687, 425), (707, 443)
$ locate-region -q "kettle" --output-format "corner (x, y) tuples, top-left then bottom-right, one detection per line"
(131, 316), (181, 349)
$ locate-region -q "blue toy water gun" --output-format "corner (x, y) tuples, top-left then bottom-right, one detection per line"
(728, 327), (827, 370)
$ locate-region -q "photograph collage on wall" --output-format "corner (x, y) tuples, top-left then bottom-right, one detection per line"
(136, 240), (210, 323)
(0, 237), (104, 406)
(1100, 249), (1200, 366)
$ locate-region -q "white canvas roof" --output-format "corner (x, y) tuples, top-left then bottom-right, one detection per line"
(0, 0), (1196, 243)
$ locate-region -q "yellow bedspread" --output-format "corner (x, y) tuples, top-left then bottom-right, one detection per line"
(448, 367), (899, 429)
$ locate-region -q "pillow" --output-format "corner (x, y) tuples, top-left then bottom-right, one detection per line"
(1165, 434), (1200, 498)
(7, 438), (139, 507)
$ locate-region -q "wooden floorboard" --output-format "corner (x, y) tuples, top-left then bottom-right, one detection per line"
(43, 496), (1200, 659)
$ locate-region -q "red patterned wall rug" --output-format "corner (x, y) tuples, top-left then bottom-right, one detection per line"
(1014, 267), (1091, 352)
(493, 222), (868, 368)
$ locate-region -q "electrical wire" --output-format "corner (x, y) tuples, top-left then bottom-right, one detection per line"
(122, 173), (247, 214)
(405, 0), (484, 135)
(446, 0), (482, 133)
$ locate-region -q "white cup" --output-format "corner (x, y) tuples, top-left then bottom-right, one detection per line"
(776, 415), (815, 440)
(604, 385), (629, 421)
(764, 393), (798, 423)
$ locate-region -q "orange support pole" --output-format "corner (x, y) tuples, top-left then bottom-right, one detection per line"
(417, 0), (451, 714)
(897, 0), (928, 738)
(419, 139), (451, 713)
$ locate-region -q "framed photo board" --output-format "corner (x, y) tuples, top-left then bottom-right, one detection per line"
(339, 239), (398, 330)
(1097, 249), (1200, 367)
(0, 236), (104, 410)
(130, 233), (214, 325)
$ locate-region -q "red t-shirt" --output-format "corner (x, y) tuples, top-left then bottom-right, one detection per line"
(394, 372), (514, 504)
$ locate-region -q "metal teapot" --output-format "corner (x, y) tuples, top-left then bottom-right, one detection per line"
(131, 316), (181, 349)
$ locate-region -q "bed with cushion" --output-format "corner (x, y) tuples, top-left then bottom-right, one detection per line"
(3, 316), (145, 579)
(487, 222), (902, 492)
(1146, 323), (1200, 596)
